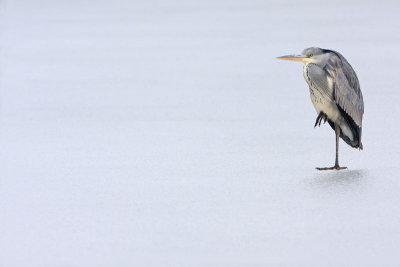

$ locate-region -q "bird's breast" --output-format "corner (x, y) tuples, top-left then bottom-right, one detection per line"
(303, 63), (355, 141)
(303, 63), (340, 122)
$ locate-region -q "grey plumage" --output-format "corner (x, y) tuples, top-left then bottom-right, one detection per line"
(277, 47), (364, 170)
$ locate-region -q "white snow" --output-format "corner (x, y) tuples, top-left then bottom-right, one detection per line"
(1, 0), (400, 266)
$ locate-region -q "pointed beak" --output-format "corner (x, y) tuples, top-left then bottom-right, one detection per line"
(276, 54), (307, 63)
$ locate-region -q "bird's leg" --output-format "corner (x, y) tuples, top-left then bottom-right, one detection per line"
(316, 124), (347, 171)
(314, 111), (328, 128)
(314, 112), (323, 128)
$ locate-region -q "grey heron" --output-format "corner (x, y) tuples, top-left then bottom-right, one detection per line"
(277, 47), (364, 170)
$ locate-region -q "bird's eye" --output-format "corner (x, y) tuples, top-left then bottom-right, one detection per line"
(306, 53), (313, 58)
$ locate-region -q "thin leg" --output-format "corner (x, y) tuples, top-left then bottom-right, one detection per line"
(316, 124), (347, 171)
(334, 124), (340, 167)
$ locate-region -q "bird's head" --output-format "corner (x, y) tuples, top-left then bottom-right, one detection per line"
(277, 47), (329, 65)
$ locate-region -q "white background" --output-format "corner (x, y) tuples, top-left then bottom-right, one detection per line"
(1, 0), (400, 266)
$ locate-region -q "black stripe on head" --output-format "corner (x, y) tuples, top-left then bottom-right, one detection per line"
(321, 48), (334, 54)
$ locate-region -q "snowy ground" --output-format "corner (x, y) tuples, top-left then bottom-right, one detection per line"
(1, 0), (400, 266)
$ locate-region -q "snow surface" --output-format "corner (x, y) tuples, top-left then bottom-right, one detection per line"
(1, 0), (400, 266)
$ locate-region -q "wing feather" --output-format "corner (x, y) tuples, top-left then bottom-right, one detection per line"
(324, 51), (364, 128)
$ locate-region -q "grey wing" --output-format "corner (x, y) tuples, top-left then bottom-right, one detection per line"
(325, 52), (364, 128)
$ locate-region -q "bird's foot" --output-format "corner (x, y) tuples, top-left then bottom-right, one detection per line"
(314, 112), (328, 128)
(316, 165), (347, 171)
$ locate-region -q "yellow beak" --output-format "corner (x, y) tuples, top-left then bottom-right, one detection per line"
(276, 55), (308, 63)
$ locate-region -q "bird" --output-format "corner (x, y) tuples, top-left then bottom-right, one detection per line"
(277, 47), (364, 170)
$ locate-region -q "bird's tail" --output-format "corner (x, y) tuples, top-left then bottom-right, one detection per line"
(327, 119), (362, 150)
